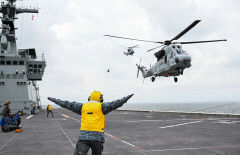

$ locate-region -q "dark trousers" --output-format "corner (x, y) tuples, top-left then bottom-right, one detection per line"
(47, 110), (54, 117)
(74, 140), (103, 155)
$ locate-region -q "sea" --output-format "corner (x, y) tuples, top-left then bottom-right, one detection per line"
(49, 101), (240, 115)
(119, 102), (240, 115)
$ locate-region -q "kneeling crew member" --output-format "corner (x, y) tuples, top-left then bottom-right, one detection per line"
(48, 91), (134, 155)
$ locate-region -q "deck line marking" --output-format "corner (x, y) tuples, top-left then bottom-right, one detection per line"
(0, 134), (18, 151)
(105, 133), (146, 152)
(147, 144), (240, 152)
(0, 118), (31, 152)
(159, 120), (203, 129)
(56, 121), (75, 148)
(61, 113), (80, 123)
(126, 120), (164, 123)
(60, 111), (145, 152)
(126, 119), (205, 123)
(61, 114), (69, 118)
(26, 115), (33, 119)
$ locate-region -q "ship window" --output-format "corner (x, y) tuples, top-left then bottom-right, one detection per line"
(38, 65), (42, 68)
(13, 61), (18, 65)
(34, 69), (37, 73)
(34, 64), (38, 68)
(19, 61), (24, 65)
(12, 74), (17, 79)
(6, 61), (11, 65)
(18, 74), (24, 79)
(0, 61), (5, 65)
(6, 74), (11, 79)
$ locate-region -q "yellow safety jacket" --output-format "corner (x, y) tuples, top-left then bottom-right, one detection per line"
(81, 102), (105, 132)
(48, 105), (52, 110)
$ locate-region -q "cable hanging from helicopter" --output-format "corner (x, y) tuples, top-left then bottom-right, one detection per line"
(104, 20), (227, 83)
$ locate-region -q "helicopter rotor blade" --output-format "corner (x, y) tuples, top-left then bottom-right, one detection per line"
(176, 39), (227, 44)
(104, 35), (163, 43)
(130, 45), (139, 48)
(170, 20), (201, 42)
(147, 45), (164, 52)
(137, 67), (139, 78)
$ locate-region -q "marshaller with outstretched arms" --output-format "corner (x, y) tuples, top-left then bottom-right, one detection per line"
(48, 91), (134, 155)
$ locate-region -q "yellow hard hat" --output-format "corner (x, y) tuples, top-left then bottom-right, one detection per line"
(88, 91), (103, 102)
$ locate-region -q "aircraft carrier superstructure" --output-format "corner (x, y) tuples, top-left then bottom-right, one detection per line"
(0, 0), (46, 114)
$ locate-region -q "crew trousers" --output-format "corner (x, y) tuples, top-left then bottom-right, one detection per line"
(74, 140), (103, 155)
(47, 110), (54, 117)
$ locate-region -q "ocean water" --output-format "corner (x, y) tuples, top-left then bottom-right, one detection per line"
(119, 102), (240, 115)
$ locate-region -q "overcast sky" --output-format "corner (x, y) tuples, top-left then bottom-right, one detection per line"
(15, 0), (240, 105)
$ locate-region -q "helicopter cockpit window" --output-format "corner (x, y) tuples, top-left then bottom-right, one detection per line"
(175, 48), (181, 54)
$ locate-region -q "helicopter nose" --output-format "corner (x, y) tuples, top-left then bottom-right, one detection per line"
(176, 55), (191, 67)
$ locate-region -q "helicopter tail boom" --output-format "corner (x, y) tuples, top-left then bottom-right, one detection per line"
(136, 58), (152, 78)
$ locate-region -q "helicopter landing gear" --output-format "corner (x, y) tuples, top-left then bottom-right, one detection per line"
(151, 77), (155, 82)
(180, 70), (183, 75)
(174, 77), (178, 82)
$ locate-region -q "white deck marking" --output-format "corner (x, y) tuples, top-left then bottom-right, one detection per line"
(147, 144), (240, 152)
(26, 115), (33, 119)
(126, 119), (204, 123)
(61, 113), (80, 123)
(56, 121), (75, 148)
(61, 114), (69, 118)
(59, 112), (145, 152)
(126, 120), (164, 123)
(105, 133), (146, 152)
(0, 134), (18, 151)
(159, 120), (203, 129)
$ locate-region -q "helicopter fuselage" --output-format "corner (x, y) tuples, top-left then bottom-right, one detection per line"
(140, 44), (191, 78)
(123, 48), (134, 56)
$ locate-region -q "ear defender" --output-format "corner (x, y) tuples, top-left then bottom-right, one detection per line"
(100, 95), (103, 102)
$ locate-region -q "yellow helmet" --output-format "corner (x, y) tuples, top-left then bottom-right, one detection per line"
(88, 91), (103, 102)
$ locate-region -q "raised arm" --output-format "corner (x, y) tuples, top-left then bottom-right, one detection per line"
(48, 97), (83, 115)
(101, 94), (134, 115)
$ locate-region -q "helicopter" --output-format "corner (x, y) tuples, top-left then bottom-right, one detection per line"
(104, 20), (227, 82)
(106, 69), (111, 73)
(121, 45), (139, 56)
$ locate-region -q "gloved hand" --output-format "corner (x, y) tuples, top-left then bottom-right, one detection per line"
(125, 94), (134, 101)
(48, 97), (57, 103)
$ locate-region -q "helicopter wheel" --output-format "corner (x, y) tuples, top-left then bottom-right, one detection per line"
(180, 70), (183, 75)
(151, 77), (155, 82)
(174, 77), (178, 82)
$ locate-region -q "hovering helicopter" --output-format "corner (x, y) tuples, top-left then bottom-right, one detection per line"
(106, 69), (111, 73)
(121, 45), (139, 56)
(104, 20), (227, 82)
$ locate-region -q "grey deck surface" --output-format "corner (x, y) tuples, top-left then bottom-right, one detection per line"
(0, 108), (240, 155)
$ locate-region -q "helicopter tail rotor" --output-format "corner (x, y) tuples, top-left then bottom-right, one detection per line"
(136, 58), (142, 78)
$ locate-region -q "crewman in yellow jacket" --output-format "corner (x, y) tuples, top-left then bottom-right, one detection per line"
(47, 104), (54, 117)
(48, 91), (134, 155)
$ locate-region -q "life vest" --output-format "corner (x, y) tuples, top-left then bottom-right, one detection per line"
(81, 102), (105, 132)
(48, 105), (52, 110)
